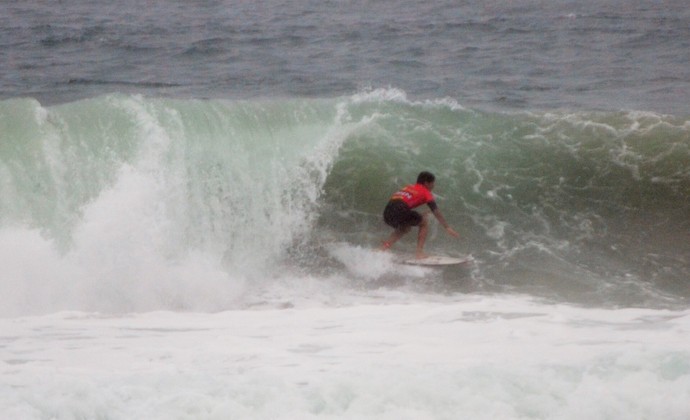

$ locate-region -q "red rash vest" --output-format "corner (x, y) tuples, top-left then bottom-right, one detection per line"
(390, 183), (436, 210)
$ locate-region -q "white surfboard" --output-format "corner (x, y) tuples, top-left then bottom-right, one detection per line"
(401, 255), (473, 266)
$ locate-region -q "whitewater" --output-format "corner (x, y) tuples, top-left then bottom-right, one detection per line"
(2, 0), (690, 418)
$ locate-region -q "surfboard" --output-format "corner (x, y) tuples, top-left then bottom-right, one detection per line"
(401, 255), (473, 266)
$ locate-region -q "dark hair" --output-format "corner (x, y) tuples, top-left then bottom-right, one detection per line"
(417, 171), (435, 184)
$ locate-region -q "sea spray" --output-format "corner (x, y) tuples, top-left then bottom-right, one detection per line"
(0, 95), (363, 315)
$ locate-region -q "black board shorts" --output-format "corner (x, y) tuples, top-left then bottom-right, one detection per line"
(383, 200), (422, 229)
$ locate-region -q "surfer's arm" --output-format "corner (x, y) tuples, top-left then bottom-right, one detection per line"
(428, 202), (460, 238)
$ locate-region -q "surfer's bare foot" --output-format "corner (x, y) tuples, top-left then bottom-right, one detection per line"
(380, 241), (392, 252)
(415, 253), (429, 260)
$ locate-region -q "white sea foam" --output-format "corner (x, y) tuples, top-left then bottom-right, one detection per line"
(328, 242), (431, 281)
(1, 297), (689, 419)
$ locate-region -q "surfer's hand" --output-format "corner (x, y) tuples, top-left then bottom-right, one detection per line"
(446, 227), (460, 238)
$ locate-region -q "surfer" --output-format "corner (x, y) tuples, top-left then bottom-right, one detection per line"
(381, 171), (460, 259)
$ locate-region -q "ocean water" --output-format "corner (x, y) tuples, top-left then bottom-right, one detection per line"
(1, 1), (689, 419)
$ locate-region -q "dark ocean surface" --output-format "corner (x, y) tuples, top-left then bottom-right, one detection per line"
(2, 0), (689, 114)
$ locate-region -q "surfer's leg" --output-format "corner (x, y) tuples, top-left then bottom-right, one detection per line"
(381, 202), (419, 251)
(415, 213), (430, 259)
(381, 226), (411, 250)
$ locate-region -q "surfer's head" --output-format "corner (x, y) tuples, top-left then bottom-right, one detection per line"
(417, 171), (435, 184)
(417, 171), (436, 189)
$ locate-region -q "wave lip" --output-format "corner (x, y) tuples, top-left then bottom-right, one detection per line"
(0, 93), (367, 315)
